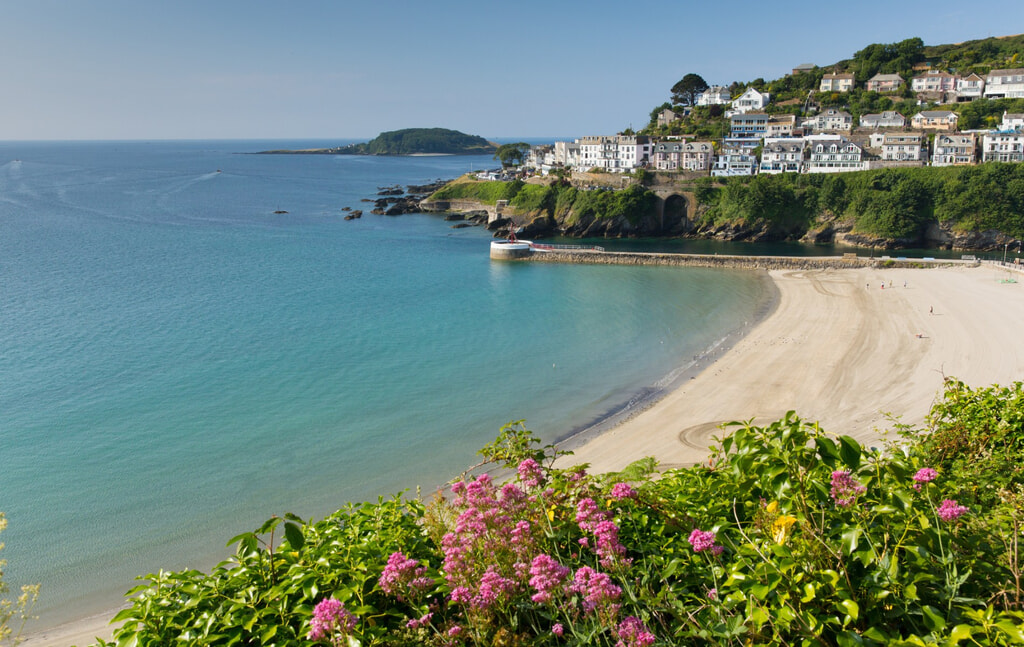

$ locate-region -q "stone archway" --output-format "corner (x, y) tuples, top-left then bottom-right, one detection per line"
(660, 194), (690, 235)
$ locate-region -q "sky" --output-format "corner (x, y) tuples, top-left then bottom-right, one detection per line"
(0, 0), (1019, 141)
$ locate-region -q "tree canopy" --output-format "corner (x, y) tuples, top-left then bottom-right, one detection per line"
(493, 142), (531, 167)
(670, 73), (709, 106)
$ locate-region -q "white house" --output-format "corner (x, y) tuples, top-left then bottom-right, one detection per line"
(984, 68), (1024, 99)
(766, 114), (799, 139)
(576, 135), (651, 172)
(730, 88), (770, 114)
(860, 111), (906, 128)
(932, 133), (977, 166)
(805, 136), (865, 173)
(802, 108), (853, 132)
(711, 151), (758, 177)
(696, 86), (732, 106)
(759, 138), (805, 174)
(554, 140), (580, 168)
(879, 133), (928, 162)
(956, 73), (985, 101)
(982, 131), (1024, 162)
(1001, 112), (1024, 131)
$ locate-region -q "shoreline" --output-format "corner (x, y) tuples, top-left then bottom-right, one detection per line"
(557, 263), (1024, 474)
(23, 263), (1024, 647)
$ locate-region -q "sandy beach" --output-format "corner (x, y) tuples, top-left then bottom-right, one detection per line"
(561, 263), (1024, 473)
(22, 263), (1024, 647)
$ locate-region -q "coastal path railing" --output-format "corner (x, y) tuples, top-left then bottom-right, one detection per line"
(530, 243), (605, 252)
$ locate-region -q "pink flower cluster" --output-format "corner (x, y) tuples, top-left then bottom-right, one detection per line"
(442, 474), (537, 612)
(912, 467), (938, 491)
(615, 615), (656, 647)
(830, 470), (867, 507)
(528, 554), (570, 603)
(517, 458), (545, 488)
(610, 482), (637, 500)
(378, 552), (433, 601)
(308, 598), (356, 645)
(575, 498), (630, 567)
(570, 566), (623, 616)
(937, 499), (969, 522)
(688, 528), (723, 555)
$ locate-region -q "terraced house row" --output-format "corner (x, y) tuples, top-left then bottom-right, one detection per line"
(525, 110), (1024, 177)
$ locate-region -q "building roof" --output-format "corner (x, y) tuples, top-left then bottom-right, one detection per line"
(869, 73), (904, 82)
(822, 72), (855, 80)
(988, 68), (1024, 77)
(793, 63), (816, 71)
(916, 110), (957, 119)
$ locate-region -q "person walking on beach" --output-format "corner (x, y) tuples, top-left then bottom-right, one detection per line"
(930, 306), (933, 315)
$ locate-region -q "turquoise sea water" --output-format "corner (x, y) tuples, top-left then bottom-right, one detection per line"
(0, 141), (770, 628)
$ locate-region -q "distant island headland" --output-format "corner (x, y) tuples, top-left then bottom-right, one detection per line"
(258, 128), (498, 156)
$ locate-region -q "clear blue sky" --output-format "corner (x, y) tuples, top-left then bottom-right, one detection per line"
(0, 0), (1018, 141)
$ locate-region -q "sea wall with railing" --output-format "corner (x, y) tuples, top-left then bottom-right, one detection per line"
(521, 249), (981, 270)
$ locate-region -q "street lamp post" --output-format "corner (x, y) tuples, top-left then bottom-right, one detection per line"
(1004, 242), (1009, 264)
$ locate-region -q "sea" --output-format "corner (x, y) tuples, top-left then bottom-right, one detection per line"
(0, 139), (917, 629)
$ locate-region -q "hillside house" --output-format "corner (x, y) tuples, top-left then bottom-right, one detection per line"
(911, 71), (959, 93)
(792, 63), (816, 75)
(653, 141), (684, 170)
(805, 136), (865, 173)
(681, 142), (715, 172)
(696, 86), (732, 106)
(655, 109), (679, 128)
(879, 133), (928, 162)
(730, 88), (770, 114)
(766, 114), (800, 138)
(711, 151), (758, 176)
(577, 135), (652, 172)
(1002, 112), (1024, 131)
(982, 131), (1024, 162)
(984, 68), (1024, 99)
(932, 133), (977, 166)
(759, 138), (805, 174)
(956, 73), (986, 101)
(730, 113), (770, 139)
(911, 110), (959, 131)
(819, 73), (855, 92)
(554, 140), (580, 168)
(802, 108), (853, 132)
(860, 111), (906, 128)
(866, 73), (905, 93)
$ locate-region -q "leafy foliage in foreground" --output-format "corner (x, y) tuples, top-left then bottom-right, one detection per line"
(95, 381), (1024, 646)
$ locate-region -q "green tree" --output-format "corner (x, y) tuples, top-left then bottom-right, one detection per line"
(1, 513), (39, 645)
(670, 73), (709, 106)
(493, 142), (531, 168)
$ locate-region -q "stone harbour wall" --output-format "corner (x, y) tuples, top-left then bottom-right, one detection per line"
(523, 250), (976, 271)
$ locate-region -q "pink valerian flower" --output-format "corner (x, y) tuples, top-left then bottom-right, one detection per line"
(688, 528), (721, 553)
(706, 587), (718, 600)
(830, 470), (867, 507)
(610, 482), (637, 500)
(308, 598), (357, 645)
(447, 625), (463, 637)
(615, 616), (656, 647)
(575, 497), (609, 532)
(406, 612), (433, 629)
(529, 554), (571, 603)
(937, 499), (969, 521)
(517, 458), (545, 488)
(472, 566), (519, 610)
(552, 623), (565, 637)
(570, 566), (622, 616)
(913, 467), (938, 491)
(379, 552), (432, 600)
(592, 520), (630, 568)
